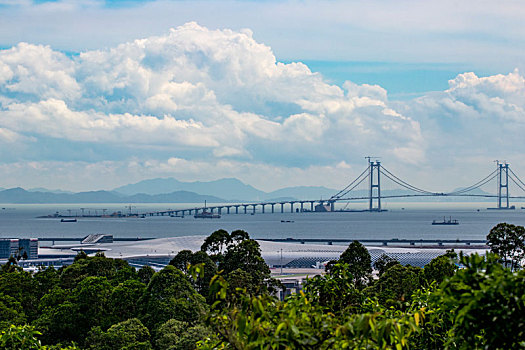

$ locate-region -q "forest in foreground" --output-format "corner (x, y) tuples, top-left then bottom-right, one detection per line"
(1, 223), (524, 349)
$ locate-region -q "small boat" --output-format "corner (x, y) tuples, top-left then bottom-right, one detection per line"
(194, 211), (220, 219)
(280, 220), (294, 223)
(194, 201), (220, 219)
(60, 218), (77, 223)
(432, 217), (459, 225)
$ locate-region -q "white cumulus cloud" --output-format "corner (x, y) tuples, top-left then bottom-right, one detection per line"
(0, 23), (523, 191)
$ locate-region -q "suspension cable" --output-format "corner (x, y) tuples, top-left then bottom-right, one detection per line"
(509, 168), (525, 192)
(508, 173), (525, 193)
(332, 172), (370, 199)
(380, 171), (434, 194)
(381, 167), (436, 194)
(330, 168), (369, 199)
(446, 169), (498, 195)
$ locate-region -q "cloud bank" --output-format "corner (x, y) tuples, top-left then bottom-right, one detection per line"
(0, 23), (524, 191)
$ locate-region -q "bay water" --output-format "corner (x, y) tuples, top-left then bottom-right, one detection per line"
(1, 202), (525, 243)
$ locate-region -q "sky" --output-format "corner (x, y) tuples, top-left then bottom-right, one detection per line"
(0, 0), (525, 193)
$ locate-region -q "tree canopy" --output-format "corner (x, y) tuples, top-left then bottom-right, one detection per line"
(487, 222), (525, 270)
(2, 224), (525, 349)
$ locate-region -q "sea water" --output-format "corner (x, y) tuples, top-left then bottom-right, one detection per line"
(1, 202), (525, 242)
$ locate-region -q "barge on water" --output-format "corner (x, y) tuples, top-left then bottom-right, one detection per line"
(194, 201), (221, 219)
(432, 217), (459, 225)
(60, 218), (77, 223)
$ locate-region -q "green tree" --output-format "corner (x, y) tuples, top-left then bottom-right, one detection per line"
(0, 257), (21, 273)
(423, 253), (457, 285)
(73, 276), (113, 333)
(139, 265), (206, 330)
(0, 269), (37, 321)
(74, 251), (88, 262)
(373, 264), (423, 306)
(33, 267), (60, 300)
(373, 253), (400, 276)
(487, 222), (525, 269)
(220, 238), (276, 295)
(200, 229), (231, 263)
(60, 254), (137, 290)
(170, 250), (217, 298)
(304, 263), (365, 314)
(34, 301), (78, 344)
(201, 271), (424, 350)
(155, 319), (211, 350)
(434, 253), (525, 349)
(109, 280), (146, 324)
(137, 266), (155, 285)
(221, 239), (269, 278)
(169, 250), (194, 273)
(328, 240), (372, 288)
(0, 324), (79, 350)
(86, 318), (152, 350)
(0, 324), (43, 350)
(201, 229), (278, 296)
(0, 293), (26, 329)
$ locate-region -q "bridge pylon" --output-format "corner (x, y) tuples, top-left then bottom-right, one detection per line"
(497, 162), (510, 209)
(368, 160), (382, 211)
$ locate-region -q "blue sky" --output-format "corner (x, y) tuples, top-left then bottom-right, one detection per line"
(0, 0), (524, 192)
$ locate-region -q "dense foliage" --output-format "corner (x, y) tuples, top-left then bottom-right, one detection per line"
(1, 224), (524, 349)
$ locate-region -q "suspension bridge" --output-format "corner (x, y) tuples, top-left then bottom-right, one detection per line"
(145, 160), (525, 217)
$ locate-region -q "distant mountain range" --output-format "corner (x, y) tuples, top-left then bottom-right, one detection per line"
(0, 187), (225, 204)
(113, 178), (338, 201)
(0, 177), (339, 204)
(0, 177), (497, 204)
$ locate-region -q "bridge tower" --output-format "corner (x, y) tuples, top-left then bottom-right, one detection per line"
(368, 160), (382, 211)
(497, 162), (510, 209)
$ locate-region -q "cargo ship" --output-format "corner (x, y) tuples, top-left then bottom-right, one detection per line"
(432, 217), (459, 225)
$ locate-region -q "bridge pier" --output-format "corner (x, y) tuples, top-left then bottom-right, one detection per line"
(310, 201), (314, 211)
(271, 204), (275, 213)
(300, 202), (304, 212)
(252, 204), (256, 213)
(261, 204), (265, 213)
(290, 202), (294, 213)
(280, 203), (284, 213)
(235, 205), (239, 214)
(218, 207), (222, 215)
(243, 205), (248, 214)
(226, 207), (230, 214)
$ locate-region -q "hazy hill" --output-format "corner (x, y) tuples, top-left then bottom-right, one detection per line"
(114, 177), (265, 200)
(0, 187), (225, 204)
(28, 187), (74, 194)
